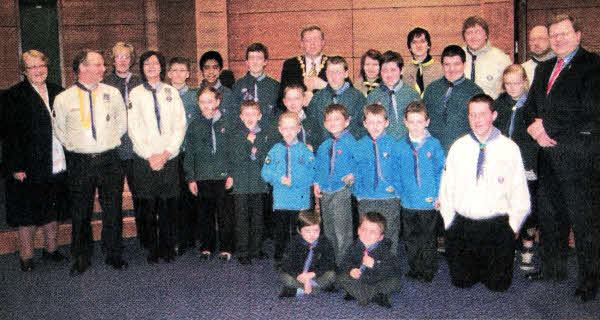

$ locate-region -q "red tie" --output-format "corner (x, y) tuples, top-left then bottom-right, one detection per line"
(546, 58), (564, 94)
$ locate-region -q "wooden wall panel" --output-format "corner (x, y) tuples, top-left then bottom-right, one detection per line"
(228, 10), (353, 62)
(353, 0), (506, 9)
(0, 1), (17, 26)
(158, 0), (199, 85)
(228, 0), (351, 14)
(61, 0), (145, 25)
(0, 27), (20, 88)
(528, 0), (600, 10)
(196, 0), (225, 12)
(482, 1), (515, 57)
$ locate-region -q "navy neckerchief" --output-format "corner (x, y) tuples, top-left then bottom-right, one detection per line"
(202, 109), (222, 154)
(329, 82), (350, 103)
(369, 132), (386, 190)
(380, 80), (404, 122)
(442, 76), (466, 123)
(469, 127), (501, 180)
(301, 237), (319, 272)
(406, 129), (432, 187)
(328, 129), (350, 185)
(282, 138), (299, 177)
(75, 81), (98, 140)
(177, 84), (189, 95)
(143, 82), (163, 134)
(508, 92), (528, 138)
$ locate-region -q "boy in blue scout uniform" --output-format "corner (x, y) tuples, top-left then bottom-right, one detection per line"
(353, 104), (401, 254)
(313, 103), (358, 266)
(262, 111), (315, 270)
(393, 101), (445, 282)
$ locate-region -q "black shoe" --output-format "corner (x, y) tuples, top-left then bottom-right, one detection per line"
(105, 257), (128, 269)
(343, 292), (355, 301)
(525, 271), (544, 281)
(278, 287), (296, 298)
(575, 284), (598, 302)
(322, 285), (338, 293)
(238, 256), (252, 265)
(217, 252), (232, 262)
(161, 249), (177, 263)
(147, 250), (159, 264)
(422, 273), (434, 283)
(373, 294), (392, 309)
(405, 270), (422, 280)
(42, 250), (68, 262)
(20, 258), (34, 272)
(274, 259), (283, 272)
(256, 251), (269, 260)
(70, 256), (89, 276)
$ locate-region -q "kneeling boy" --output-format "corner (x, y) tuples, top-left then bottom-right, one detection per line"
(338, 212), (402, 308)
(279, 210), (336, 298)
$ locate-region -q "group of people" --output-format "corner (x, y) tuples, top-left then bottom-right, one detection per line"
(2, 12), (598, 307)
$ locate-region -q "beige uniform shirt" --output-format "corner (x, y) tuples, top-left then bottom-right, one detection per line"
(127, 83), (186, 160)
(53, 83), (126, 154)
(463, 42), (512, 99)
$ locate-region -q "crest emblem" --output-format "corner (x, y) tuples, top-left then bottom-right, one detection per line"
(106, 114), (110, 121)
(426, 151), (432, 158)
(337, 149), (342, 155)
(498, 176), (504, 184)
(382, 152), (389, 158)
(103, 93), (110, 102)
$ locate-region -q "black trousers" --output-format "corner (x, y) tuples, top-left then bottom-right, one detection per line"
(234, 193), (265, 258)
(177, 155), (196, 249)
(194, 180), (234, 253)
(537, 137), (600, 287)
(139, 197), (177, 254)
(401, 208), (439, 278)
(445, 214), (515, 292)
(337, 273), (402, 305)
(273, 209), (299, 261)
(66, 149), (123, 259)
(118, 159), (145, 248)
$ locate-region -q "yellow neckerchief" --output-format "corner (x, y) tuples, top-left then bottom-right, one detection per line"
(77, 86), (97, 128)
(411, 58), (435, 97)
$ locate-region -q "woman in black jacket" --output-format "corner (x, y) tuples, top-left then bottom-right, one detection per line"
(3, 50), (68, 271)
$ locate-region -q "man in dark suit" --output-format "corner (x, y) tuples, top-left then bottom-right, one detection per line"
(524, 14), (600, 303)
(279, 24), (329, 108)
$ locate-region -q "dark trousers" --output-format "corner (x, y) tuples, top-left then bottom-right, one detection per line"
(118, 159), (145, 248)
(177, 155), (196, 249)
(273, 209), (299, 261)
(401, 208), (439, 278)
(337, 273), (402, 305)
(445, 214), (515, 292)
(537, 139), (600, 286)
(139, 197), (177, 254)
(194, 180), (234, 253)
(66, 149), (123, 259)
(234, 193), (265, 258)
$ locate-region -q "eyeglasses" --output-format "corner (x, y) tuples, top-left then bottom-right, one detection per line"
(143, 62), (161, 67)
(549, 31), (574, 40)
(26, 64), (47, 70)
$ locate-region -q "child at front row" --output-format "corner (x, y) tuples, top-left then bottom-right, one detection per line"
(184, 85), (235, 261)
(394, 101), (445, 282)
(353, 104), (401, 254)
(314, 103), (357, 266)
(338, 212), (402, 308)
(278, 210), (336, 298)
(261, 111), (316, 270)
(228, 100), (271, 265)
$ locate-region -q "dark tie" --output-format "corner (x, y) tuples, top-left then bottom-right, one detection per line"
(442, 82), (454, 123)
(331, 91), (338, 104)
(253, 78), (258, 102)
(143, 82), (161, 134)
(389, 90), (398, 122)
(372, 138), (382, 190)
(546, 58), (564, 94)
(75, 82), (97, 140)
(405, 135), (421, 187)
(285, 143), (291, 177)
(328, 136), (338, 183)
(416, 62), (425, 95)
(302, 244), (314, 273)
(467, 47), (477, 82)
(468, 128), (500, 180)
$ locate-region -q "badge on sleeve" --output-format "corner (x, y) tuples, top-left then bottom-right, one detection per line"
(498, 176), (504, 184)
(426, 151), (432, 158)
(103, 93), (110, 103)
(128, 102), (133, 110)
(337, 148), (342, 155)
(265, 157), (271, 165)
(106, 114), (110, 122)
(382, 152), (388, 158)
(165, 87), (172, 102)
(425, 197), (434, 203)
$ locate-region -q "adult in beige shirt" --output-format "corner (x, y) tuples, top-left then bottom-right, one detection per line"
(128, 50), (186, 263)
(53, 49), (127, 276)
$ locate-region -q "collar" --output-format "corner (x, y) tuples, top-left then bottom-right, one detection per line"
(560, 46), (579, 65)
(409, 129), (431, 143)
(176, 84), (189, 95)
(411, 54), (434, 66)
(298, 109), (307, 121)
(202, 109), (222, 122)
(362, 240), (381, 252)
(305, 54), (323, 67)
(332, 128), (350, 140)
(143, 81), (162, 92)
(283, 137), (299, 146)
(76, 81), (99, 91)
(300, 236), (319, 248)
(329, 81), (350, 96)
(443, 75), (466, 87)
(368, 132), (386, 142)
(382, 80), (403, 93)
(470, 126), (501, 144)
(248, 72), (266, 82)
(466, 41), (491, 56)
(531, 52), (555, 64)
(242, 123), (261, 134)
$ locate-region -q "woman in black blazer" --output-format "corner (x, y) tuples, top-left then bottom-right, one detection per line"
(3, 50), (68, 271)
